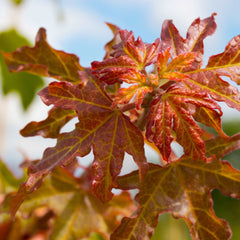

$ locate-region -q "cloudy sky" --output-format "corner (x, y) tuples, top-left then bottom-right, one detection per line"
(1, 0), (240, 174)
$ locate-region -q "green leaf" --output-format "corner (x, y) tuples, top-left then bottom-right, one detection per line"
(9, 0), (24, 5)
(0, 159), (26, 194)
(0, 29), (44, 109)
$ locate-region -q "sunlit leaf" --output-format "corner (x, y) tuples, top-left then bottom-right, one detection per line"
(193, 107), (227, 138)
(104, 23), (121, 60)
(92, 30), (161, 84)
(146, 85), (222, 161)
(113, 70), (154, 109)
(161, 13), (217, 69)
(114, 132), (240, 240)
(3, 14), (240, 240)
(157, 48), (196, 77)
(39, 79), (147, 201)
(186, 72), (240, 111)
(206, 35), (240, 84)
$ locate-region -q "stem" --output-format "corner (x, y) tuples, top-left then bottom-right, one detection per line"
(134, 92), (153, 131)
(134, 106), (149, 131)
(118, 92), (154, 131)
(118, 102), (136, 112)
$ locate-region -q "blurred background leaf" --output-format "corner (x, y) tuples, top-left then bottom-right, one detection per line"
(9, 0), (24, 6)
(151, 213), (191, 240)
(0, 29), (44, 110)
(0, 159), (26, 193)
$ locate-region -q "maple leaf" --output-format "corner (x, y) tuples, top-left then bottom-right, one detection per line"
(113, 134), (240, 240)
(7, 167), (136, 239)
(193, 107), (227, 138)
(20, 107), (76, 138)
(146, 85), (222, 161)
(91, 29), (161, 84)
(104, 23), (121, 60)
(161, 13), (217, 68)
(159, 14), (240, 112)
(157, 48), (196, 81)
(92, 30), (161, 109)
(146, 14), (240, 161)
(178, 34), (240, 115)
(205, 133), (240, 159)
(185, 71), (240, 112)
(17, 71), (147, 204)
(112, 70), (155, 110)
(2, 28), (85, 84)
(206, 35), (240, 84)
(3, 14), (240, 240)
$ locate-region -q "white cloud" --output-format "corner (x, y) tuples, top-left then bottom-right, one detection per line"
(151, 0), (206, 33)
(0, 0), (109, 48)
(149, 0), (226, 35)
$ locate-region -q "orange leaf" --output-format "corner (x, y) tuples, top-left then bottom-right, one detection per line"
(92, 29), (161, 84)
(207, 35), (240, 84)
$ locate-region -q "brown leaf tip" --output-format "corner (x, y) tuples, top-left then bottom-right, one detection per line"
(35, 27), (47, 43)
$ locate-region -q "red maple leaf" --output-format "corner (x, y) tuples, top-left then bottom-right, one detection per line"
(114, 134), (240, 240)
(21, 71), (147, 203)
(146, 85), (222, 161)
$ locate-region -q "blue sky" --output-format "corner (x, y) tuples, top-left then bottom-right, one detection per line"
(60, 0), (240, 65)
(1, 0), (240, 173)
(1, 0), (239, 65)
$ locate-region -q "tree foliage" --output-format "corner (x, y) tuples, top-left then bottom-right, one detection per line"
(1, 13), (240, 239)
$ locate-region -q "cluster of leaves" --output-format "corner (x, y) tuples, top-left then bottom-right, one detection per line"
(1, 14), (240, 239)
